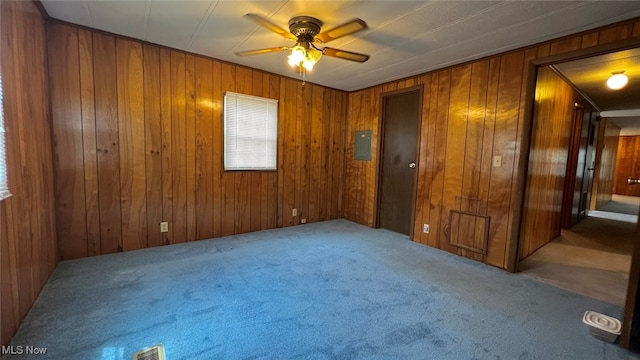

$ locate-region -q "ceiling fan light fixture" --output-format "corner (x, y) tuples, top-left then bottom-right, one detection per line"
(288, 45), (306, 67)
(302, 48), (322, 71)
(607, 71), (628, 90)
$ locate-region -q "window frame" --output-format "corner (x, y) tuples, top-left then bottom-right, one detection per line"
(223, 91), (279, 172)
(0, 74), (10, 201)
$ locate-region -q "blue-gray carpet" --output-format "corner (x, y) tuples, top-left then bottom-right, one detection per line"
(5, 220), (639, 359)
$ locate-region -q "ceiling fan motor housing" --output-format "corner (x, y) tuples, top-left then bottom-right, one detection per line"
(288, 16), (323, 40)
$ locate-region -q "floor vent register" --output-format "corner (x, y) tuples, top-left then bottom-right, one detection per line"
(132, 344), (166, 360)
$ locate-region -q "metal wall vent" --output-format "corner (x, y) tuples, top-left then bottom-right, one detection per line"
(132, 344), (166, 360)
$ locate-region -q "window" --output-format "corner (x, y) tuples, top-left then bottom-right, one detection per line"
(224, 92), (278, 171)
(0, 74), (9, 200)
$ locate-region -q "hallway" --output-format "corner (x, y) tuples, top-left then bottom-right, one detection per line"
(519, 195), (639, 306)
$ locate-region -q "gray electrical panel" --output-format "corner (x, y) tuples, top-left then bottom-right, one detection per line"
(354, 130), (372, 161)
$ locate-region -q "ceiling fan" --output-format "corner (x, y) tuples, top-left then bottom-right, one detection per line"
(235, 14), (370, 73)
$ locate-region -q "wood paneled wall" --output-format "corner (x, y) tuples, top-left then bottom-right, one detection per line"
(0, 1), (57, 347)
(519, 67), (583, 260)
(47, 23), (347, 259)
(614, 136), (640, 197)
(591, 119), (621, 209)
(344, 17), (640, 269)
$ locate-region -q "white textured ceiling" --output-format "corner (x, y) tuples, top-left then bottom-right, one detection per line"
(41, 1), (640, 91)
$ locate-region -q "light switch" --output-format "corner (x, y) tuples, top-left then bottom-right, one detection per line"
(493, 155), (502, 167)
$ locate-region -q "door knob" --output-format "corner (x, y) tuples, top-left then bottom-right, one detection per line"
(408, 162), (416, 169)
(628, 177), (640, 185)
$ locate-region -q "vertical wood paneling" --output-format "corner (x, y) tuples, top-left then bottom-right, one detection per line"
(195, 57), (214, 240)
(49, 24), (87, 259)
(1, 0), (57, 347)
(117, 39), (147, 251)
(614, 136), (640, 197)
(78, 30), (101, 256)
(185, 55), (197, 241)
(47, 24), (348, 265)
(283, 79), (297, 227)
(48, 24), (348, 260)
(430, 71), (450, 250)
(309, 85), (323, 223)
(294, 81), (303, 226)
(423, 75), (439, 247)
(334, 92), (347, 220)
(485, 51), (524, 267)
(519, 67), (577, 260)
(93, 32), (122, 254)
(506, 47), (539, 265)
(477, 57), (500, 261)
(171, 51), (187, 243)
(461, 61), (490, 259)
(442, 65), (471, 254)
(160, 48), (173, 245)
(320, 87), (333, 221)
(413, 76), (429, 243)
(300, 83), (312, 222)
(143, 45), (163, 248)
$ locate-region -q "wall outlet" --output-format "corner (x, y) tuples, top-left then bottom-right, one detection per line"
(160, 222), (169, 233)
(301, 218), (307, 224)
(292, 208), (298, 217)
(493, 155), (502, 167)
(423, 224), (429, 234)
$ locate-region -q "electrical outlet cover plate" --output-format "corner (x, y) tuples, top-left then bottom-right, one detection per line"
(423, 224), (429, 233)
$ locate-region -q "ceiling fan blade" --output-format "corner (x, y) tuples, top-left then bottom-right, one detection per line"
(235, 47), (290, 57)
(316, 18), (368, 43)
(245, 13), (297, 41)
(322, 47), (370, 63)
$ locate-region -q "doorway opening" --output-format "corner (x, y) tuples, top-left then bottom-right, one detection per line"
(375, 86), (423, 236)
(518, 49), (640, 309)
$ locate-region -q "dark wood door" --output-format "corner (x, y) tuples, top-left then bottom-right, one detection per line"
(378, 89), (421, 235)
(579, 118), (598, 220)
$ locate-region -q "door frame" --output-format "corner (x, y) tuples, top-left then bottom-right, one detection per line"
(560, 101), (587, 229)
(510, 35), (640, 348)
(374, 85), (424, 239)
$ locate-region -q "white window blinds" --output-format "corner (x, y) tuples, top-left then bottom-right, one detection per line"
(224, 92), (278, 171)
(0, 74), (9, 200)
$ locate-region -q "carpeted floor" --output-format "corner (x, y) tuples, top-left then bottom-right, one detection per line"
(5, 220), (639, 360)
(598, 195), (640, 216)
(519, 216), (634, 306)
(518, 195), (638, 307)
